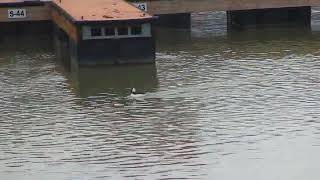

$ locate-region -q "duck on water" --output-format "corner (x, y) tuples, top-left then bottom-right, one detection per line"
(112, 88), (144, 107)
(130, 88), (144, 98)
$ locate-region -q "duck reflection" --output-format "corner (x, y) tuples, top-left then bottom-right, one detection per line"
(70, 64), (159, 98)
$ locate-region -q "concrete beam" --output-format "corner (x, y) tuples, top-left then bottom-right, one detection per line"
(129, 0), (317, 15)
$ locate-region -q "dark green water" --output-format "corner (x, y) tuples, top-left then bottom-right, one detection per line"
(2, 11), (320, 179)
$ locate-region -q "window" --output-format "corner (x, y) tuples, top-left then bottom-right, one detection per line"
(83, 24), (150, 40)
(131, 25), (142, 35)
(91, 27), (102, 37)
(104, 27), (115, 36)
(117, 26), (128, 36)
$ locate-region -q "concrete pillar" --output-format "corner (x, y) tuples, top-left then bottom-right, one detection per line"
(53, 25), (71, 69)
(227, 6), (311, 31)
(155, 13), (191, 29)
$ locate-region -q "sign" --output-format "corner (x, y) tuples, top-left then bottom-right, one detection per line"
(132, 2), (147, 11)
(8, 9), (27, 19)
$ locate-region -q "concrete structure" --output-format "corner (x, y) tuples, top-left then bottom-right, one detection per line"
(0, 0), (320, 65)
(0, 1), (51, 35)
(227, 6), (311, 30)
(131, 0), (317, 14)
(51, 0), (156, 65)
(0, 0), (156, 65)
(129, 0), (317, 29)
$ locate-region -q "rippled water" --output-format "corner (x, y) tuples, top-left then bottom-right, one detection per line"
(2, 10), (320, 180)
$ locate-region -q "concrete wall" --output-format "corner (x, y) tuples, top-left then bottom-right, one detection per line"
(53, 24), (80, 71)
(154, 13), (191, 29)
(53, 25), (156, 66)
(227, 6), (311, 30)
(0, 20), (52, 35)
(51, 6), (79, 42)
(77, 37), (155, 65)
(53, 25), (71, 68)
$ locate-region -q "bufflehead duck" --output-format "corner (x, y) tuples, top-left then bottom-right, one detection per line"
(130, 88), (144, 97)
(112, 101), (124, 108)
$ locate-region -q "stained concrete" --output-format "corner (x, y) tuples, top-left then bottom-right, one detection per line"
(154, 13), (191, 29)
(77, 37), (155, 65)
(227, 6), (311, 30)
(0, 21), (52, 35)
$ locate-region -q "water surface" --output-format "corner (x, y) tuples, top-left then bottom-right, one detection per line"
(1, 11), (320, 180)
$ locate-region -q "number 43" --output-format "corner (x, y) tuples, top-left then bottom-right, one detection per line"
(133, 3), (147, 11)
(138, 4), (146, 11)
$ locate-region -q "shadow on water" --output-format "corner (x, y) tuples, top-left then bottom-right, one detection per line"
(155, 24), (320, 58)
(227, 25), (313, 40)
(68, 65), (159, 98)
(0, 34), (54, 68)
(0, 33), (160, 99)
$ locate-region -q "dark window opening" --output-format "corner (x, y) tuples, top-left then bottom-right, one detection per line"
(105, 27), (115, 36)
(131, 25), (142, 35)
(91, 27), (102, 36)
(117, 27), (128, 36)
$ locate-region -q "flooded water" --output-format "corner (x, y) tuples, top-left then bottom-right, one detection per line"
(2, 10), (320, 180)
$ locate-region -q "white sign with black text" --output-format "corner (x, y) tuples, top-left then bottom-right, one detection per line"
(132, 2), (147, 11)
(8, 9), (27, 19)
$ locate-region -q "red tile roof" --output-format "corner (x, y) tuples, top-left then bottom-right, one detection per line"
(52, 0), (153, 22)
(0, 0), (47, 4)
(0, 0), (153, 22)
